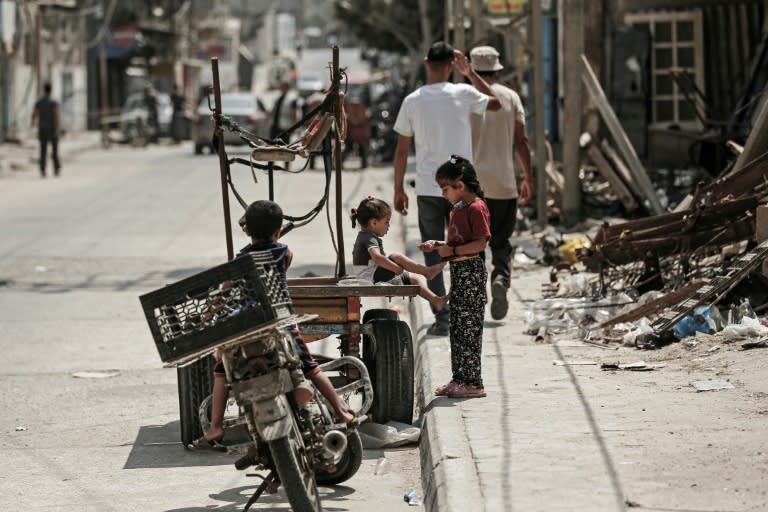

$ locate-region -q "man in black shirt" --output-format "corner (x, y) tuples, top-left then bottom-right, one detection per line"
(31, 82), (61, 178)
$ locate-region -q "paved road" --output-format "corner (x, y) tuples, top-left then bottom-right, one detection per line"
(0, 143), (421, 511)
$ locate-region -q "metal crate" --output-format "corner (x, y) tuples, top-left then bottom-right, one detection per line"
(140, 251), (293, 365)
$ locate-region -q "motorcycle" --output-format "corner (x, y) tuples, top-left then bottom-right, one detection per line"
(368, 101), (398, 164)
(215, 324), (372, 511)
(140, 252), (373, 512)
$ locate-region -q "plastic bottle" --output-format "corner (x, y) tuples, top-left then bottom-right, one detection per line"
(738, 298), (756, 320)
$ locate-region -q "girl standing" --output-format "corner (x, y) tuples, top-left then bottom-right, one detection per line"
(419, 156), (490, 398)
(351, 197), (448, 311)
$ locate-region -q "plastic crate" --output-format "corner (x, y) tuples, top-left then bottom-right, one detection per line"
(140, 251), (293, 365)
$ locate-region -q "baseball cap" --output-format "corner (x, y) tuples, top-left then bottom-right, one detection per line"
(470, 46), (503, 72)
(427, 42), (455, 63)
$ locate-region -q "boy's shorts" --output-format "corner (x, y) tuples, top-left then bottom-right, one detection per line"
(373, 266), (410, 286)
(213, 325), (319, 378)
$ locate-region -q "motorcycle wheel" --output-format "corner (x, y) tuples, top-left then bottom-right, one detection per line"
(268, 424), (323, 512)
(315, 431), (363, 486)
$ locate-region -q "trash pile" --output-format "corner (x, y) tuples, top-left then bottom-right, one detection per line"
(523, 150), (768, 352)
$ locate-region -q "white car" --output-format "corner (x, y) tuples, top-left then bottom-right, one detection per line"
(119, 92), (173, 143)
(192, 92), (268, 154)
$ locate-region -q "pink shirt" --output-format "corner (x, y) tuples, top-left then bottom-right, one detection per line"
(446, 199), (491, 257)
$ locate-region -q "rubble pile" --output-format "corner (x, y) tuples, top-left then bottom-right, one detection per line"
(524, 149), (768, 353)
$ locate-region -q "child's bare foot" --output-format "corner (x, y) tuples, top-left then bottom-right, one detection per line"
(431, 295), (449, 312)
(425, 262), (447, 280)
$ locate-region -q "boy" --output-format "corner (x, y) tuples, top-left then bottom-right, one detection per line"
(190, 200), (354, 451)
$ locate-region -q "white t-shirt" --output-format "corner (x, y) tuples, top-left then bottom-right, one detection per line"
(393, 82), (489, 197)
(471, 83), (526, 199)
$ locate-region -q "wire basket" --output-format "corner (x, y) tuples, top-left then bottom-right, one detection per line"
(140, 251), (293, 365)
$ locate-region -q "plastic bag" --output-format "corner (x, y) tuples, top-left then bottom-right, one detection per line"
(358, 421), (421, 449)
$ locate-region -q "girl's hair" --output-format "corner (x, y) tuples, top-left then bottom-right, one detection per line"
(435, 155), (485, 198)
(350, 196), (392, 228)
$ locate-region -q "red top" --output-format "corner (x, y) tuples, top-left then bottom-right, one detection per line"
(446, 199), (491, 258)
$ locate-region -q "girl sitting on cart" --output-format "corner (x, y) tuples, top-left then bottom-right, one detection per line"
(350, 196), (449, 311)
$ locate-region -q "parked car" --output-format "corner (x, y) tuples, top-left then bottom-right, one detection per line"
(118, 92), (173, 144)
(192, 92), (268, 154)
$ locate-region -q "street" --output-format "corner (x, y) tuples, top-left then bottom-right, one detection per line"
(0, 143), (421, 511)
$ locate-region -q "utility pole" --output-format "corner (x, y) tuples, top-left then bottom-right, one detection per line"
(452, 0), (465, 81)
(561, 0), (585, 227)
(531, 0), (547, 228)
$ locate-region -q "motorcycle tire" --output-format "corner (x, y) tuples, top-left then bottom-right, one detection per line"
(178, 356), (215, 446)
(364, 319), (414, 424)
(268, 429), (323, 512)
(314, 431), (363, 486)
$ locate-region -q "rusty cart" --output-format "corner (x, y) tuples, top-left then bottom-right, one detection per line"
(175, 48), (418, 447)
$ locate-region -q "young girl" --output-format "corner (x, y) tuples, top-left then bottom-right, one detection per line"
(351, 196), (449, 311)
(419, 156), (490, 399)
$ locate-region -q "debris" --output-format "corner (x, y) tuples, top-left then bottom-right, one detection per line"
(373, 457), (390, 475)
(553, 360), (597, 366)
(599, 283), (704, 329)
(359, 421), (420, 449)
(581, 54), (663, 214)
(15, 426), (26, 432)
(690, 380), (734, 392)
(403, 489), (422, 506)
(71, 370), (121, 379)
(601, 361), (666, 371)
(707, 344), (722, 353)
(741, 338), (768, 350)
(639, 239), (768, 348)
(720, 315), (768, 341)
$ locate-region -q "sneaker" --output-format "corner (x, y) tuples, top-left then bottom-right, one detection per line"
(490, 278), (509, 320)
(447, 384), (486, 398)
(426, 321), (449, 336)
(434, 381), (459, 396)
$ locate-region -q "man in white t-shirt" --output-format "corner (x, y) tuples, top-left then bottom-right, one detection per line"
(469, 45), (533, 320)
(469, 46), (532, 320)
(393, 41), (501, 336)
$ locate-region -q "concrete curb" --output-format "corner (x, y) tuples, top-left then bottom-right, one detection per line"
(410, 298), (483, 512)
(412, 297), (485, 512)
(393, 191), (483, 511)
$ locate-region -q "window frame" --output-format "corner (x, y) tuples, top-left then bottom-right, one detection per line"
(625, 10), (705, 130)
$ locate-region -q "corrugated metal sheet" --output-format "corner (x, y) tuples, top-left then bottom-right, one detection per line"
(701, 0), (765, 122)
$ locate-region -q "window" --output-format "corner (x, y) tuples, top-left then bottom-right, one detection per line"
(625, 10), (704, 129)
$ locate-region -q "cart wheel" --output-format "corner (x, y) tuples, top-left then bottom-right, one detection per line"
(363, 319), (414, 424)
(362, 308), (399, 323)
(177, 356), (215, 446)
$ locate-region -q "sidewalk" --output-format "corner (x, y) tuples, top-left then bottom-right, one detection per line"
(402, 213), (768, 512)
(0, 130), (102, 178)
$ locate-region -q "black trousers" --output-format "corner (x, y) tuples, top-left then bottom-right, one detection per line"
(416, 195), (452, 324)
(39, 135), (60, 176)
(485, 198), (518, 286)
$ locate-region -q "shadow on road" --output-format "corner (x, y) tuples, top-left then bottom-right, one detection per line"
(124, 421), (233, 469)
(163, 483), (357, 511)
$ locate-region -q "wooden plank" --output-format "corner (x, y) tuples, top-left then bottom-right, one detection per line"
(289, 284), (419, 298)
(598, 280), (706, 329)
(580, 133), (638, 211)
(581, 54), (664, 214)
(730, 91), (768, 176)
